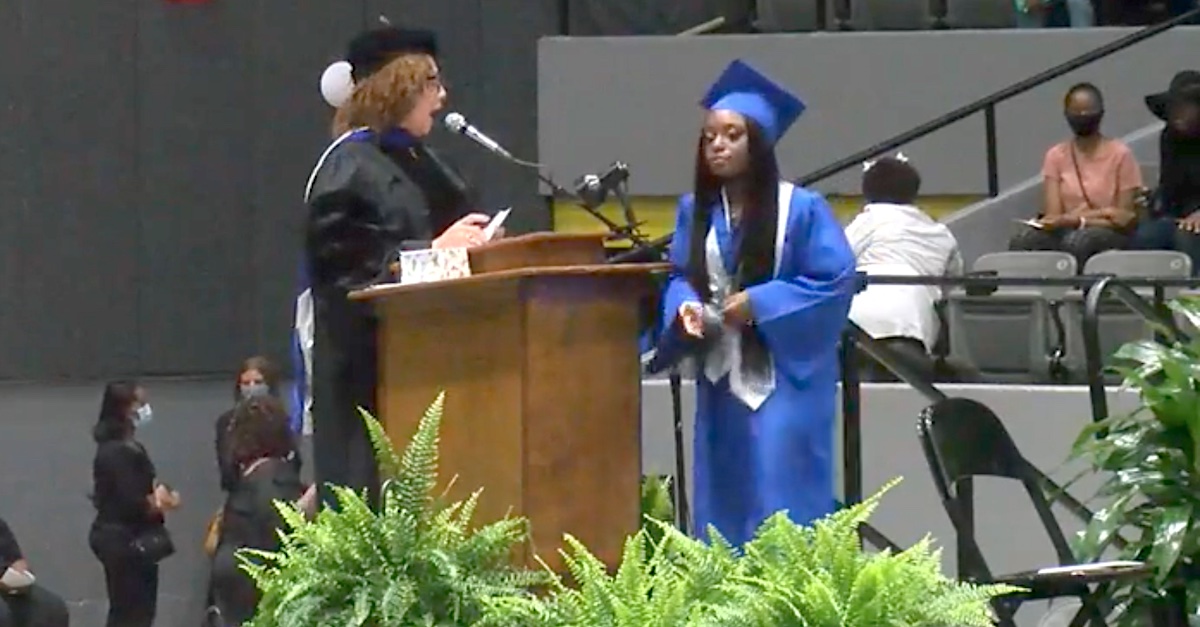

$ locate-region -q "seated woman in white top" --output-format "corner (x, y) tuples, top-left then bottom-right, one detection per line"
(844, 154), (963, 382)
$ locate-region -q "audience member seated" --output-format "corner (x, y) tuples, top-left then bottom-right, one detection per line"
(1131, 71), (1200, 273)
(1015, 0), (1094, 28)
(208, 397), (315, 627)
(845, 154), (962, 383)
(0, 519), (69, 627)
(1009, 83), (1141, 267)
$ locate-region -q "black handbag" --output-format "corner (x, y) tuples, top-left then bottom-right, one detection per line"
(131, 526), (175, 563)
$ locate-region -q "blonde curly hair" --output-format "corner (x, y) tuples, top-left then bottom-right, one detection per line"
(332, 53), (437, 136)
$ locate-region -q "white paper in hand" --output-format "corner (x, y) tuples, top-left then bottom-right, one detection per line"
(484, 208), (512, 242)
(1, 568), (35, 589)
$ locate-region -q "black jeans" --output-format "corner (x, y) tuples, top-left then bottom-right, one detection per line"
(1008, 225), (1129, 268)
(99, 558), (157, 627)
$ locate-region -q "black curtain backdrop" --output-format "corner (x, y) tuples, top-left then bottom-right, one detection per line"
(0, 0), (576, 380)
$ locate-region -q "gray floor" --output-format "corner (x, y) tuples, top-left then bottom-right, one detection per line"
(0, 378), (1131, 627)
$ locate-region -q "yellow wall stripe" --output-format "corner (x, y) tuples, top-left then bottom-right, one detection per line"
(551, 195), (983, 245)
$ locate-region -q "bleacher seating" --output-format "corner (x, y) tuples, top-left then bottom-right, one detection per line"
(945, 251), (1077, 383)
(1061, 250), (1192, 379)
(755, 0), (1017, 30)
(938, 249), (1193, 383)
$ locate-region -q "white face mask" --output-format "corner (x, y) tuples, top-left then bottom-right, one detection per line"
(240, 383), (269, 399)
(133, 404), (154, 427)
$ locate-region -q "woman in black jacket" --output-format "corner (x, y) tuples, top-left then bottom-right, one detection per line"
(209, 397), (315, 626)
(88, 380), (180, 627)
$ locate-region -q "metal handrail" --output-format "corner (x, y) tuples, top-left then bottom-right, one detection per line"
(1080, 277), (1190, 423)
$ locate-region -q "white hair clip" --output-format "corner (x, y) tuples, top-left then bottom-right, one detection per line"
(861, 151), (910, 172)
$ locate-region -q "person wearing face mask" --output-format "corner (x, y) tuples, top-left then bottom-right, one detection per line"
(301, 25), (495, 506)
(88, 380), (179, 627)
(1009, 82), (1142, 267)
(1131, 71), (1200, 272)
(648, 60), (857, 546)
(213, 356), (299, 494)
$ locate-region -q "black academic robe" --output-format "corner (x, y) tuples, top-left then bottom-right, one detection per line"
(304, 128), (472, 503)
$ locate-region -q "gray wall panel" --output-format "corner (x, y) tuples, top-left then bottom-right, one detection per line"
(0, 1), (32, 380)
(538, 27), (1200, 196)
(247, 1), (363, 361)
(135, 2), (259, 374)
(21, 0), (140, 378)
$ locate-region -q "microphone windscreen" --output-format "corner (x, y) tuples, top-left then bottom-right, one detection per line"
(443, 112), (467, 133)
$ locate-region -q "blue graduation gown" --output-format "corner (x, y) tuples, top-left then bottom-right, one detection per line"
(658, 184), (857, 547)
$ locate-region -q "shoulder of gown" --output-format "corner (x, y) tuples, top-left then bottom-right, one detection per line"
(307, 140), (393, 206)
(304, 141), (403, 289)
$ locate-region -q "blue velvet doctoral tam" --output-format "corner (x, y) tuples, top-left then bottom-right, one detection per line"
(657, 184), (856, 547)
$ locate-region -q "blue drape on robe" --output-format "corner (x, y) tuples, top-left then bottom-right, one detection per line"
(655, 184), (857, 547)
(288, 261), (310, 434)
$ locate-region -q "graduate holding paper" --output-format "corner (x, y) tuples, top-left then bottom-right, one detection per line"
(654, 60), (857, 547)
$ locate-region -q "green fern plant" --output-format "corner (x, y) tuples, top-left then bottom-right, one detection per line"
(238, 392), (550, 627)
(641, 474), (676, 552)
(481, 521), (775, 627)
(498, 477), (1019, 627)
(739, 477), (1022, 627)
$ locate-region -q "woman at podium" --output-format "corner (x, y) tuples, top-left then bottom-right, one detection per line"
(653, 60), (858, 547)
(300, 25), (493, 504)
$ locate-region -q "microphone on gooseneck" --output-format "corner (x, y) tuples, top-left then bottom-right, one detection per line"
(443, 112), (514, 160)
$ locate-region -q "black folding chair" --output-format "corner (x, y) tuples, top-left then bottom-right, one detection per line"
(859, 521), (904, 553)
(917, 398), (1150, 627)
(834, 499), (906, 553)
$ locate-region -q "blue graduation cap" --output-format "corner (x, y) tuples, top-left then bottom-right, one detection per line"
(700, 59), (806, 145)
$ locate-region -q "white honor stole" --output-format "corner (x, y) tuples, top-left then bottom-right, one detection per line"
(701, 181), (795, 410)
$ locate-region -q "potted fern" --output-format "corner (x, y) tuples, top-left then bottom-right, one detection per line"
(238, 392), (549, 627)
(1068, 296), (1200, 626)
(491, 478), (1019, 626)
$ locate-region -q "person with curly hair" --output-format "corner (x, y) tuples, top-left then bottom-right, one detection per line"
(299, 26), (494, 504)
(207, 396), (315, 626)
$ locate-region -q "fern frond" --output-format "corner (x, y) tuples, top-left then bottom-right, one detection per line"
(358, 406), (402, 482)
(391, 390), (444, 518)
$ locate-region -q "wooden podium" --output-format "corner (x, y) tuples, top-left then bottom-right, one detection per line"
(349, 233), (667, 571)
